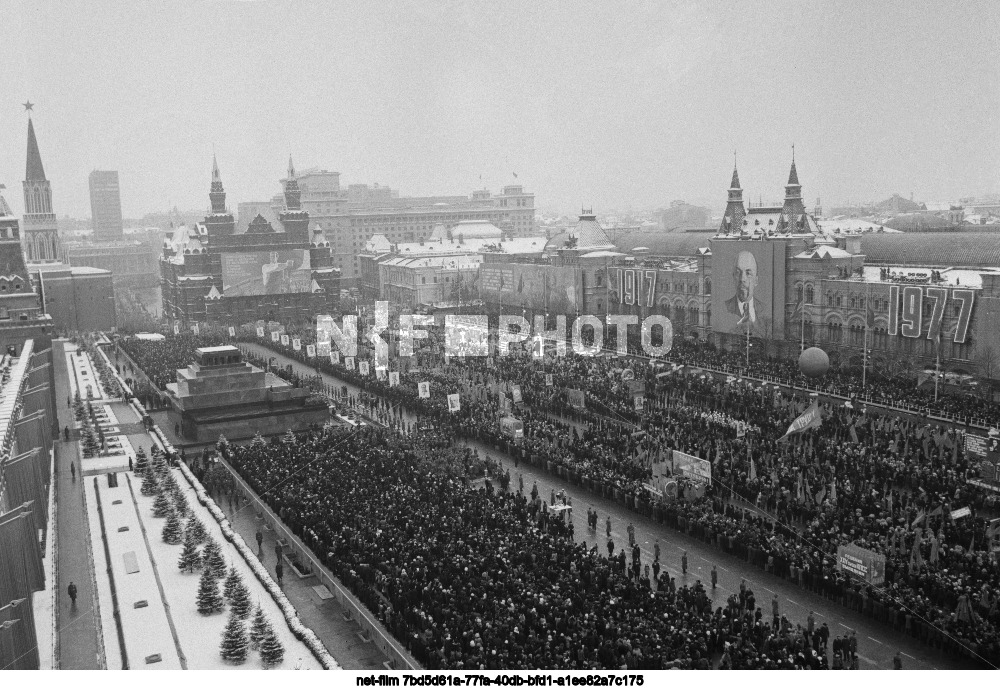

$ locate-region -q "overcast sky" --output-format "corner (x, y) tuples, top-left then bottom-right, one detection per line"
(1, 0), (998, 219)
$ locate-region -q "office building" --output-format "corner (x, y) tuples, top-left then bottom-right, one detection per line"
(88, 170), (124, 242)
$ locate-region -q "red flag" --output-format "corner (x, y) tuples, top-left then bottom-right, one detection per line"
(779, 402), (822, 442)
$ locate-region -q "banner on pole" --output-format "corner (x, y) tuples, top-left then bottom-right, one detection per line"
(951, 506), (971, 520)
(634, 395), (644, 411)
(271, 331), (280, 342)
(331, 351), (341, 365)
(257, 326), (265, 338)
(418, 381), (430, 398)
(173, 323), (180, 335)
(566, 388), (585, 409)
(512, 385), (522, 404)
(545, 374), (553, 387)
(344, 356), (355, 370)
(228, 326), (236, 337)
(306, 344), (316, 357)
(389, 371), (400, 387)
(779, 402), (822, 441)
(281, 334), (289, 346)
(359, 361), (369, 376)
(672, 451), (711, 485)
(192, 323), (200, 335)
(836, 544), (886, 585)
(447, 393), (460, 412)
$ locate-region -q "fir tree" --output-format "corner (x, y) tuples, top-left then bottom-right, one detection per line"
(134, 447), (149, 476)
(177, 533), (202, 573)
(172, 488), (190, 516)
(161, 510), (183, 544)
(219, 611), (249, 664)
(196, 567), (224, 615)
(223, 566), (242, 600)
(140, 472), (159, 496)
(258, 623), (284, 668)
(73, 391), (85, 421)
(248, 605), (268, 650)
(229, 579), (253, 619)
(152, 491), (173, 518)
(186, 516), (208, 544)
(203, 539), (227, 579)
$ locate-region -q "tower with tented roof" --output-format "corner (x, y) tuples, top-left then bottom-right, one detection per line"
(21, 115), (60, 262)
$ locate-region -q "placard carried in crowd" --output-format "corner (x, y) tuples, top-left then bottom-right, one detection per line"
(281, 334), (289, 346)
(512, 385), (522, 404)
(292, 338), (301, 351)
(836, 544), (886, 585)
(672, 451), (711, 485)
(388, 371), (400, 387)
(331, 351), (341, 364)
(359, 361), (369, 376)
(257, 326), (265, 338)
(344, 356), (355, 370)
(418, 381), (430, 398)
(306, 344), (315, 357)
(447, 393), (461, 412)
(545, 374), (553, 387)
(228, 326), (236, 337)
(566, 388), (586, 409)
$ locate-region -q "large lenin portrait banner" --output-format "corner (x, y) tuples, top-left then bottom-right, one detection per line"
(711, 240), (785, 337)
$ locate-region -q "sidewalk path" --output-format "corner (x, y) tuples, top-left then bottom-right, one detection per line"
(53, 340), (102, 669)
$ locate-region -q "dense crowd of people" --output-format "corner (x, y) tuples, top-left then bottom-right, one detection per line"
(221, 427), (847, 669)
(117, 322), (1000, 667)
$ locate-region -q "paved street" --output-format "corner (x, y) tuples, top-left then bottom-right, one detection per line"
(241, 342), (969, 670)
(53, 340), (103, 669)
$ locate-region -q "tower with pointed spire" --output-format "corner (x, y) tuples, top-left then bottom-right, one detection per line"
(782, 148), (806, 218)
(720, 161), (746, 234)
(21, 116), (60, 263)
(204, 155), (235, 237)
(279, 156), (309, 242)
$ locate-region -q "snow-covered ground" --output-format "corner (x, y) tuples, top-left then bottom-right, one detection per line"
(65, 345), (109, 402)
(131, 470), (322, 670)
(86, 473), (180, 669)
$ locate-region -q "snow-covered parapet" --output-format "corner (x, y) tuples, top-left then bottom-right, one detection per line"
(175, 460), (340, 669)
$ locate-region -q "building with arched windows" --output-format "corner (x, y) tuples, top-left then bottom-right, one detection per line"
(601, 160), (1000, 381)
(161, 158), (341, 328)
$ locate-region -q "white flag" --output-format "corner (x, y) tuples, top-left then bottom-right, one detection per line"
(389, 371), (400, 387)
(418, 381), (430, 398)
(448, 393), (461, 412)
